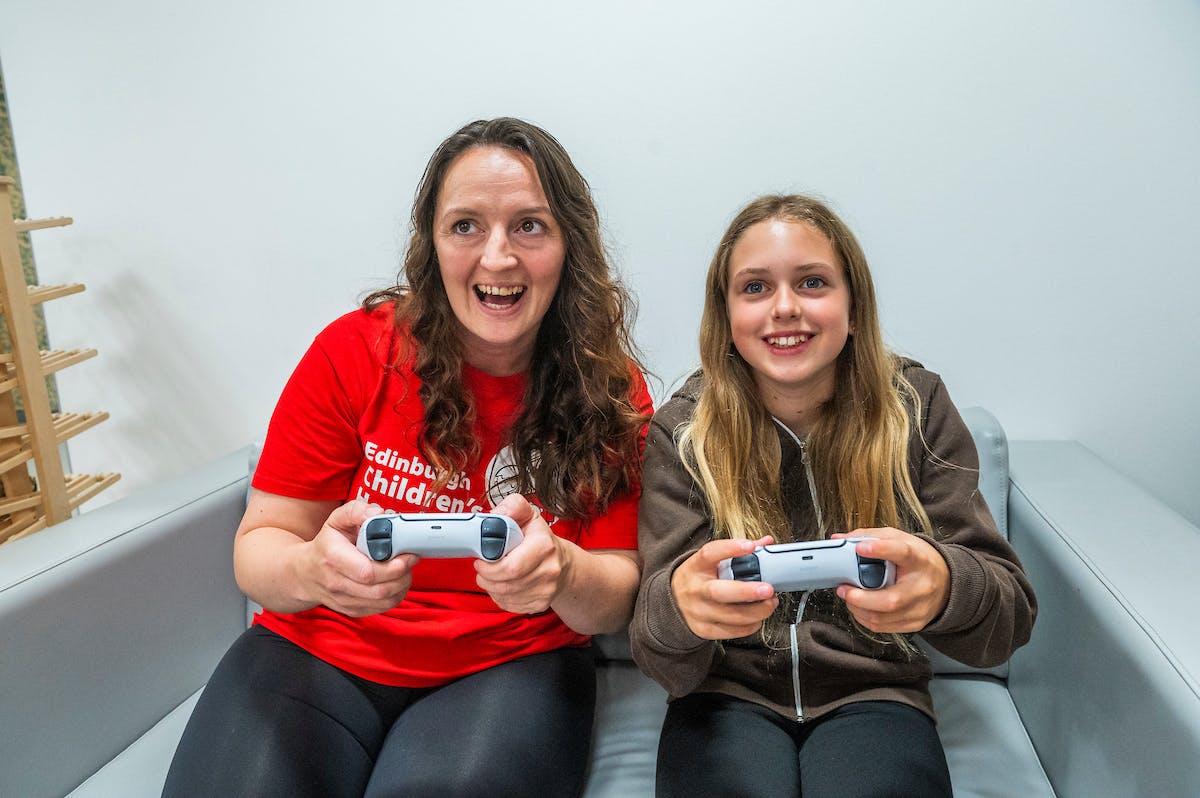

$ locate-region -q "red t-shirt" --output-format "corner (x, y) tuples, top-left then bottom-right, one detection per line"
(251, 304), (651, 687)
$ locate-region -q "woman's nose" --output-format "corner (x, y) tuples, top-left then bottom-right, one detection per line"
(480, 228), (517, 270)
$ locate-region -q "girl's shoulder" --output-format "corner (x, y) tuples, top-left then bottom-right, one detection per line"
(651, 369), (705, 428)
(896, 357), (946, 400)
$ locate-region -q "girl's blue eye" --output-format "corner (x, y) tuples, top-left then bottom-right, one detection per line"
(745, 281), (765, 294)
(802, 276), (825, 289)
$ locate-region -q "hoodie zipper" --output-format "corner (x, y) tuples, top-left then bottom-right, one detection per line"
(772, 417), (820, 721)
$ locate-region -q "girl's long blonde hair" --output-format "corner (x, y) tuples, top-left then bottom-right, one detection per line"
(679, 195), (932, 544)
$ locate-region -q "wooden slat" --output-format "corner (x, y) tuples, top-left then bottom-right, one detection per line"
(0, 349), (99, 390)
(13, 216), (73, 233)
(0, 410), (108, 445)
(2, 514), (47, 544)
(0, 472), (121, 544)
(65, 471), (121, 510)
(28, 283), (86, 304)
(0, 490), (42, 515)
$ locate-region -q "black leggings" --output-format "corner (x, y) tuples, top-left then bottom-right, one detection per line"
(162, 626), (596, 798)
(656, 692), (952, 798)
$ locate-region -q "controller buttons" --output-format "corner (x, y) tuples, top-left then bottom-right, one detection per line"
(479, 516), (510, 561)
(728, 555), (762, 582)
(857, 558), (888, 589)
(364, 517), (394, 562)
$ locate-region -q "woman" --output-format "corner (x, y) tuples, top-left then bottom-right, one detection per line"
(629, 194), (1036, 797)
(164, 118), (651, 798)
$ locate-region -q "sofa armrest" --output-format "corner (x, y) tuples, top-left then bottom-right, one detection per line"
(0, 448), (252, 798)
(1007, 441), (1200, 798)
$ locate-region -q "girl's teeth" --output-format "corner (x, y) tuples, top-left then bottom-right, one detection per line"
(768, 335), (809, 346)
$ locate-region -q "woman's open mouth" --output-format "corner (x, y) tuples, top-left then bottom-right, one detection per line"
(474, 284), (526, 309)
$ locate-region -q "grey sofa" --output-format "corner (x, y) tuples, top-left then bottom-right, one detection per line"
(3, 408), (1198, 797)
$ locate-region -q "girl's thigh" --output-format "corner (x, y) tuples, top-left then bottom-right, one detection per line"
(797, 700), (952, 798)
(365, 646), (597, 798)
(656, 692), (801, 798)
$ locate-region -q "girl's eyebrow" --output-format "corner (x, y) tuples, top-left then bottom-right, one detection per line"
(733, 261), (836, 276)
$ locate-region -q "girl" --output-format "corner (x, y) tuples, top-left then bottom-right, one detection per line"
(629, 194), (1036, 797)
(164, 118), (651, 798)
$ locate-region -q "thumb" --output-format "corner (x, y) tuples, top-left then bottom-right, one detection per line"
(490, 493), (540, 530)
(326, 500), (385, 544)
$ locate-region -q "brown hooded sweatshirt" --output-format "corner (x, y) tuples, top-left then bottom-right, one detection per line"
(629, 364), (1037, 722)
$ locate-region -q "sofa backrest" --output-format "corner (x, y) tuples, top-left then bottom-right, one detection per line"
(920, 405), (1011, 678)
(0, 449), (251, 798)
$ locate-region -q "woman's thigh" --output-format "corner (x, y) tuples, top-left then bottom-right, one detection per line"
(162, 626), (397, 798)
(364, 647), (597, 798)
(656, 692), (801, 798)
(797, 701), (952, 798)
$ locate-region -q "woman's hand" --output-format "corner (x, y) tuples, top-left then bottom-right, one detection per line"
(832, 527), (950, 633)
(234, 491), (417, 617)
(474, 494), (640, 634)
(474, 494), (571, 615)
(671, 537), (778, 640)
(294, 501), (420, 617)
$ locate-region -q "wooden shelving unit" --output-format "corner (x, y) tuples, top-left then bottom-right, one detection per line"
(0, 176), (118, 543)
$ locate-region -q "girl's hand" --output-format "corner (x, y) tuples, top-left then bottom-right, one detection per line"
(671, 536), (779, 640)
(474, 494), (570, 615)
(832, 527), (950, 633)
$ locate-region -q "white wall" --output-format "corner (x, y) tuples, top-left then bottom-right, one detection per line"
(1, 1), (1198, 525)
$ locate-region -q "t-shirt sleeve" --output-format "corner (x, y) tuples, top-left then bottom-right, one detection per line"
(251, 321), (373, 501)
(573, 366), (655, 551)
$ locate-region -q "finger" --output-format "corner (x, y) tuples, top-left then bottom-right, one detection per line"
(837, 584), (911, 624)
(700, 594), (778, 626)
(695, 537), (765, 567)
(707, 577), (775, 605)
(852, 536), (910, 565)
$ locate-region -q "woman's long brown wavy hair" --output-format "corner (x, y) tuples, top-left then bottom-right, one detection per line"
(678, 194), (932, 544)
(364, 118), (647, 520)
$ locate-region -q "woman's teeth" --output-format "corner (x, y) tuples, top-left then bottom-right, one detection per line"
(475, 285), (525, 306)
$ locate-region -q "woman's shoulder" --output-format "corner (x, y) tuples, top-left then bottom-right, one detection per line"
(313, 301), (408, 367)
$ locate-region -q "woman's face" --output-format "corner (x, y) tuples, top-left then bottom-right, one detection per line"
(433, 146), (565, 375)
(726, 218), (852, 419)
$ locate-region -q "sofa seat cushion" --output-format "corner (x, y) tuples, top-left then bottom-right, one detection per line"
(584, 661), (669, 797)
(933, 675), (1055, 797)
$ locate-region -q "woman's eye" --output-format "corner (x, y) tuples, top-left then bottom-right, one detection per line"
(518, 219), (544, 234)
(801, 276), (825, 290)
(745, 281), (766, 295)
(453, 220), (476, 234)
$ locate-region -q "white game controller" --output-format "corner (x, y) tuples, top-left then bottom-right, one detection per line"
(356, 512), (524, 562)
(717, 537), (896, 593)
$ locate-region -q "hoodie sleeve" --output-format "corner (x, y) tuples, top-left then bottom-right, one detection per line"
(627, 401), (724, 697)
(912, 374), (1038, 667)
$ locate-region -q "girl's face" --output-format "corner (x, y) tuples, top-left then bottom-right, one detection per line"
(726, 219), (853, 421)
(433, 146), (565, 376)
